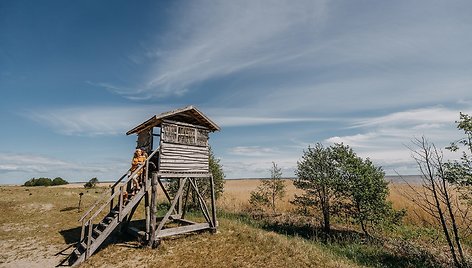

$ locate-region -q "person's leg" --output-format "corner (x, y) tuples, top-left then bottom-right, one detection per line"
(123, 190), (129, 202)
(132, 176), (139, 192)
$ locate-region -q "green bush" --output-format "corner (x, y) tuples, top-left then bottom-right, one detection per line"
(84, 177), (99, 188)
(23, 177), (53, 186)
(24, 177), (69, 186)
(52, 177), (69, 185)
(23, 178), (36, 186)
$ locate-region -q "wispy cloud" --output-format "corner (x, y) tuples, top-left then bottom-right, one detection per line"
(24, 104), (344, 136)
(101, 0), (472, 117)
(11, 1), (472, 181)
(228, 146), (279, 157)
(222, 157), (298, 179)
(23, 106), (168, 136)
(325, 106), (472, 174)
(104, 0), (329, 99)
(214, 116), (334, 127)
(0, 152), (128, 183)
(351, 106), (464, 128)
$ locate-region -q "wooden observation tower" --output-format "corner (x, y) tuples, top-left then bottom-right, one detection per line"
(66, 106), (220, 266)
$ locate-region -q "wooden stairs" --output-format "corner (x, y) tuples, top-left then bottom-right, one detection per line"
(67, 184), (149, 266)
(61, 145), (217, 267)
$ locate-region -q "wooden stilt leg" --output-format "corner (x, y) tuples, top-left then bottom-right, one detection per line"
(149, 173), (158, 248)
(189, 179), (211, 224)
(178, 178), (183, 216)
(181, 180), (191, 219)
(209, 175), (217, 233)
(156, 178), (188, 233)
(145, 188), (150, 241)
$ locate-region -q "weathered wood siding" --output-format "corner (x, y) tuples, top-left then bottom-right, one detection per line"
(161, 122), (209, 147)
(137, 128), (153, 153)
(159, 142), (209, 173)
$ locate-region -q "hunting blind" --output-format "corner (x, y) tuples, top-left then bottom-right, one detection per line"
(66, 106), (220, 266)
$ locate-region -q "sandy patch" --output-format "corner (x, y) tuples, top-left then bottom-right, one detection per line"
(0, 239), (63, 268)
(21, 203), (54, 212)
(1, 223), (34, 233)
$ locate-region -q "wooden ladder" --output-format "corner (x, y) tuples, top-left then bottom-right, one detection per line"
(66, 148), (159, 267)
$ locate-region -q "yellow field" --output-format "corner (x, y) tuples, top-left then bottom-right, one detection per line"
(217, 179), (302, 213)
(219, 179), (432, 225)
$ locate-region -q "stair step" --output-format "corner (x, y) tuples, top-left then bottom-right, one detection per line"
(73, 248), (82, 257)
(110, 210), (119, 215)
(79, 242), (87, 250)
(98, 222), (109, 229)
(92, 228), (102, 237)
(68, 251), (79, 265)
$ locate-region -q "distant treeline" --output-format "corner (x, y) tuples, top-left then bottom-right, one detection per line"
(23, 177), (69, 186)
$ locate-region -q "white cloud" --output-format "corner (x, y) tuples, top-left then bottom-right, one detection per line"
(0, 152), (129, 183)
(324, 106), (471, 174)
(228, 146), (279, 157)
(106, 0), (330, 99)
(24, 104), (343, 136)
(98, 0), (472, 118)
(16, 1), (472, 181)
(351, 106), (463, 128)
(0, 153), (70, 173)
(23, 105), (171, 136)
(214, 116), (333, 127)
(222, 157), (298, 179)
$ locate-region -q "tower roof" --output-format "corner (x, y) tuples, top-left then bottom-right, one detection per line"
(126, 105), (220, 135)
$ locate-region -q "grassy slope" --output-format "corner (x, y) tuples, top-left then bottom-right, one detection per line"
(81, 217), (359, 268)
(0, 186), (360, 268)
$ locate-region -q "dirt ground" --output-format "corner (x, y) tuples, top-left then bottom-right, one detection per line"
(0, 179), (425, 268)
(0, 181), (353, 268)
(0, 185), (105, 268)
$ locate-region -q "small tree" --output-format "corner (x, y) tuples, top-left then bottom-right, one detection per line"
(332, 144), (397, 235)
(208, 147), (226, 199)
(293, 143), (339, 233)
(24, 178), (36, 186)
(404, 137), (468, 267)
(24, 177), (53, 186)
(248, 190), (270, 215)
(52, 177), (69, 186)
(84, 177), (99, 189)
(249, 162), (286, 214)
(445, 112), (472, 189)
(443, 113), (472, 267)
(294, 143), (398, 235)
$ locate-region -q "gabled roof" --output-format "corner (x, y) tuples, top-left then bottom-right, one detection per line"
(126, 105), (220, 135)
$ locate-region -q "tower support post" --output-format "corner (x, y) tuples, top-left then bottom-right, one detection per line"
(209, 175), (217, 233)
(148, 172), (158, 247)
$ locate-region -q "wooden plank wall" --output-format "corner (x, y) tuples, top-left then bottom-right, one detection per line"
(137, 128), (153, 152)
(159, 142), (209, 173)
(161, 123), (209, 147)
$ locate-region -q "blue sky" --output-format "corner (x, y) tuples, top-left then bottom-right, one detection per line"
(1, 0), (472, 184)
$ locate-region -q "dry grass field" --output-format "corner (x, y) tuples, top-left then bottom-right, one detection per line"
(0, 183), (360, 268)
(0, 179), (462, 267)
(220, 179), (434, 226)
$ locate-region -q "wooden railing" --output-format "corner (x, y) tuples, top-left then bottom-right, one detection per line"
(77, 147), (160, 250)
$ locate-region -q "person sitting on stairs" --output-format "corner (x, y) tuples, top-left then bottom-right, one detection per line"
(129, 148), (146, 194)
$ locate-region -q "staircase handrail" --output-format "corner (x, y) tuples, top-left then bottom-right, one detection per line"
(78, 172), (128, 222)
(89, 190), (120, 222)
(78, 146), (160, 223)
